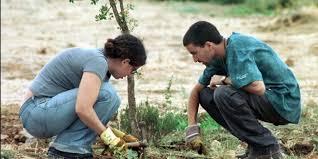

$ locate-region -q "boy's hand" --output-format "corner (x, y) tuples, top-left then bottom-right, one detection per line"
(185, 124), (207, 155)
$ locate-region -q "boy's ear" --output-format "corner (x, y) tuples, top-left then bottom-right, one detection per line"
(122, 58), (131, 64)
(205, 41), (214, 47)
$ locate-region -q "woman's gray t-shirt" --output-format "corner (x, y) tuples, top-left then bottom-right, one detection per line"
(30, 47), (109, 97)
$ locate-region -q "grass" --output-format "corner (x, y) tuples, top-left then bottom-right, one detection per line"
(227, 4), (276, 16)
(116, 76), (318, 158)
(1, 91), (317, 158)
(149, 101), (318, 158)
(161, 1), (229, 17)
(159, 0), (318, 17)
(0, 149), (16, 159)
(124, 92), (318, 158)
(160, 0), (275, 17)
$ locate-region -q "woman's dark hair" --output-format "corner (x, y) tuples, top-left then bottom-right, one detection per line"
(183, 21), (223, 47)
(104, 34), (146, 67)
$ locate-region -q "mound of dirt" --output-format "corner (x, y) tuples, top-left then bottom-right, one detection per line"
(1, 104), (25, 145)
(258, 6), (318, 32)
(1, 61), (36, 80)
(308, 43), (318, 56)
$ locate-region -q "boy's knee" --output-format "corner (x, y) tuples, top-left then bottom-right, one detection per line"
(199, 87), (214, 108)
(213, 85), (237, 105)
(214, 86), (246, 109)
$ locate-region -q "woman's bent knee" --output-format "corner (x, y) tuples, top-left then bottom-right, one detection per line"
(98, 83), (120, 104)
(95, 83), (121, 116)
(20, 106), (51, 138)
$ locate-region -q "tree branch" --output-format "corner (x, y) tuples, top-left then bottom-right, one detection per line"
(108, 0), (129, 33)
(119, 0), (128, 30)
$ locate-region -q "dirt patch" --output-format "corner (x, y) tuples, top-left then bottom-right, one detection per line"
(1, 60), (36, 80)
(1, 104), (24, 145)
(308, 43), (318, 55)
(258, 6), (318, 32)
(0, 105), (148, 158)
(290, 142), (315, 156)
(285, 57), (295, 67)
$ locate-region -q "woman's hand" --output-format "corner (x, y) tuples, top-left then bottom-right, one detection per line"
(100, 127), (127, 150)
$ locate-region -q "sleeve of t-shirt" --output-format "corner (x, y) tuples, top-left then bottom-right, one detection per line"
(229, 51), (263, 89)
(83, 56), (108, 81)
(198, 66), (218, 86)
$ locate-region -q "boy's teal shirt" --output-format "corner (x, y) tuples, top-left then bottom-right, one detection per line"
(199, 32), (301, 123)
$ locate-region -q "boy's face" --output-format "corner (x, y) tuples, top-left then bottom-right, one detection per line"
(185, 42), (215, 65)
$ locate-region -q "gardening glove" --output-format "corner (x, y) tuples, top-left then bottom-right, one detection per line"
(185, 124), (208, 155)
(110, 127), (139, 143)
(100, 127), (127, 151)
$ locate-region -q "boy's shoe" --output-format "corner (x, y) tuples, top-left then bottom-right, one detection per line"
(236, 145), (251, 159)
(244, 144), (283, 159)
(47, 147), (93, 159)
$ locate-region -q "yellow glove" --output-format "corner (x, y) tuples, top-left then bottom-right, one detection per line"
(100, 127), (126, 150)
(110, 127), (139, 143)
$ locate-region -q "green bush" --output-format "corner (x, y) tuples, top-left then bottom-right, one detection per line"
(228, 0), (288, 16)
(245, 0), (278, 13)
(119, 101), (221, 142)
(159, 112), (188, 135)
(119, 107), (133, 133)
(163, 76), (173, 108)
(199, 113), (220, 131)
(119, 100), (160, 141)
(120, 101), (187, 141)
(1, 150), (15, 159)
(136, 100), (161, 140)
(211, 0), (245, 4)
(150, 0), (210, 2)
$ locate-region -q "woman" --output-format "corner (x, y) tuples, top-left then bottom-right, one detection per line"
(19, 34), (147, 158)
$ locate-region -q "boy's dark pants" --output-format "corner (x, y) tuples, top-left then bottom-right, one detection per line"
(199, 85), (289, 148)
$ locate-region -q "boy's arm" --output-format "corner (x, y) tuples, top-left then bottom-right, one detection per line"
(242, 80), (265, 96)
(188, 83), (205, 125)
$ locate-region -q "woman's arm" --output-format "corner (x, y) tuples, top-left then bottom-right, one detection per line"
(75, 72), (106, 135)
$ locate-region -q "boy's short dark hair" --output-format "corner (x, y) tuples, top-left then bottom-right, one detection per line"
(183, 21), (223, 47)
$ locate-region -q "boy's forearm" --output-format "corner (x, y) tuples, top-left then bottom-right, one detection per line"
(188, 84), (204, 125)
(188, 95), (199, 125)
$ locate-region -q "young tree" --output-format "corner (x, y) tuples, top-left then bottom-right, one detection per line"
(69, 0), (141, 138)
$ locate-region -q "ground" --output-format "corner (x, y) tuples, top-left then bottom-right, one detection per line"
(1, 0), (318, 158)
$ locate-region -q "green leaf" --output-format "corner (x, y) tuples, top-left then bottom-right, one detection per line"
(90, 0), (99, 5)
(95, 5), (111, 21)
(127, 149), (139, 159)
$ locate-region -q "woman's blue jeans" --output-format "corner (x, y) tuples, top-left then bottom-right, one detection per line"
(19, 82), (120, 154)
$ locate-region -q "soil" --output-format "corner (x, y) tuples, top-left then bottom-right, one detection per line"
(1, 0), (318, 158)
